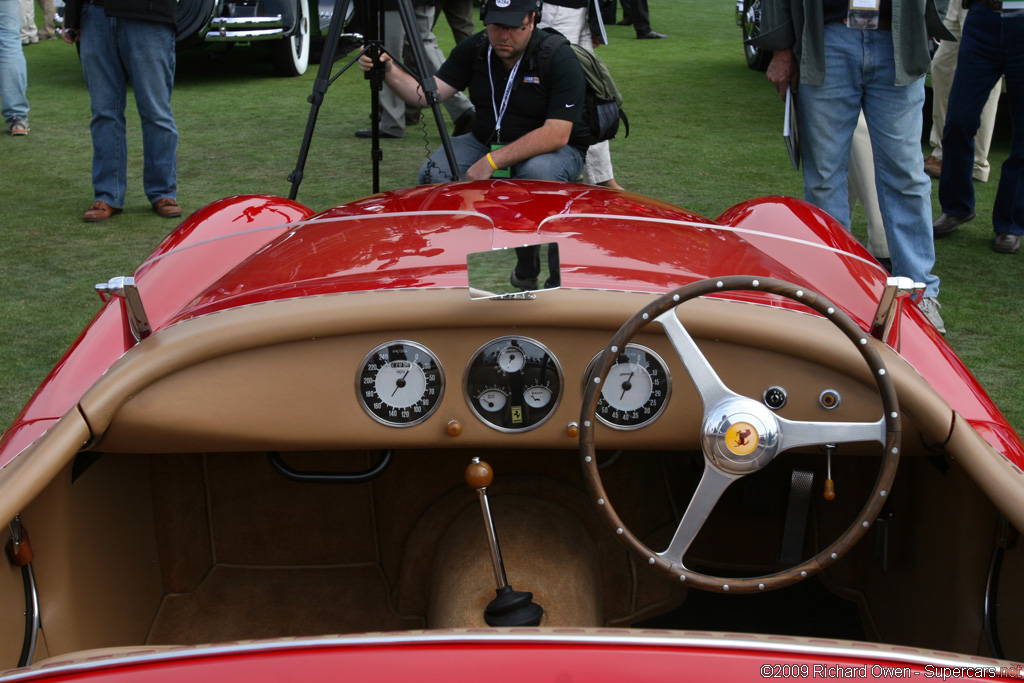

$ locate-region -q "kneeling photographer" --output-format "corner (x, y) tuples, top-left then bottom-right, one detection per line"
(358, 0), (590, 182)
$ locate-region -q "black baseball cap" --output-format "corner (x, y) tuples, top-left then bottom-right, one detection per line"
(483, 0), (536, 26)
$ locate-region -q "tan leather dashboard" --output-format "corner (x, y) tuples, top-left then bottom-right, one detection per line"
(82, 288), (936, 456)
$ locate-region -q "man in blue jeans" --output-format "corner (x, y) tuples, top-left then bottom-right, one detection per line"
(0, 0), (30, 135)
(933, 1), (1023, 255)
(62, 0), (181, 222)
(754, 0), (953, 334)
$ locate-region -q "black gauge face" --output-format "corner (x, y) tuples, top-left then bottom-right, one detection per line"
(585, 344), (671, 430)
(357, 341), (445, 427)
(465, 336), (563, 432)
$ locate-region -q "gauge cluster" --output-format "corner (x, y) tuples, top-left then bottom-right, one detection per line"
(356, 336), (672, 432)
(464, 336), (563, 433)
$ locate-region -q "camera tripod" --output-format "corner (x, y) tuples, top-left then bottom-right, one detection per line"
(287, 0), (461, 199)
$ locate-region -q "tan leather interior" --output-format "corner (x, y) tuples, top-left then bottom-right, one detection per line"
(1, 287), (1021, 672)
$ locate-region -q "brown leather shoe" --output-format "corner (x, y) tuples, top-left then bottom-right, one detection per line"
(933, 211), (975, 237)
(923, 155), (942, 179)
(83, 201), (122, 222)
(152, 198), (182, 218)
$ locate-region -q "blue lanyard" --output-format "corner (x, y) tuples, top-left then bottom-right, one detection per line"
(487, 46), (522, 144)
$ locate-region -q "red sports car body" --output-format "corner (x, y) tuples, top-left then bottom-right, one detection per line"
(1, 182), (1021, 680)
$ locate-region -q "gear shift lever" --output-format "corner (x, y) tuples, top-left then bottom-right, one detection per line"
(465, 457), (543, 626)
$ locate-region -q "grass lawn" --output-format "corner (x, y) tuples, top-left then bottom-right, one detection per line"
(1, 0), (1021, 436)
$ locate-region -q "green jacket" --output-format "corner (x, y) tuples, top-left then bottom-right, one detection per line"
(752, 0), (955, 86)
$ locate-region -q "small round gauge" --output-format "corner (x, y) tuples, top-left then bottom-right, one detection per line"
(358, 341), (444, 427)
(465, 336), (563, 432)
(497, 346), (526, 373)
(523, 384), (553, 409)
(584, 344), (671, 430)
(477, 387), (510, 413)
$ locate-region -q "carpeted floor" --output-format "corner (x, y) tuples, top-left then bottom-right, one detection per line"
(147, 564), (423, 644)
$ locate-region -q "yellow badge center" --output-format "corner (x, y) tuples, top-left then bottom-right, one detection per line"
(725, 422), (758, 455)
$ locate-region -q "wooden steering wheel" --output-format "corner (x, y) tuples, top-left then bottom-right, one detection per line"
(579, 276), (901, 593)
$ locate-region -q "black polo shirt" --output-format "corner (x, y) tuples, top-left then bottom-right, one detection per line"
(437, 28), (591, 151)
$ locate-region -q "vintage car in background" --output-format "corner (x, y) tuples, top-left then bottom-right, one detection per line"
(736, 0), (770, 71)
(55, 0), (353, 76)
(0, 181), (1022, 680)
(174, 0), (334, 76)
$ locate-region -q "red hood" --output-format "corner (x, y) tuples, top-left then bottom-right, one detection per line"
(175, 182), (885, 328)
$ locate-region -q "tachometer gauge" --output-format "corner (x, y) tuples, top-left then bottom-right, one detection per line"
(585, 344), (671, 430)
(465, 336), (563, 432)
(358, 341), (444, 427)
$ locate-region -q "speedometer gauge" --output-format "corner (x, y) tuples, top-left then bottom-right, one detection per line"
(585, 344), (671, 430)
(358, 341), (444, 427)
(465, 336), (563, 432)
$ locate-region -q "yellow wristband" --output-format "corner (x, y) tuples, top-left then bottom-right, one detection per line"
(486, 153), (499, 171)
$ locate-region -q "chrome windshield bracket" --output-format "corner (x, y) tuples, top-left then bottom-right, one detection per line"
(870, 276), (923, 348)
(6, 516), (40, 667)
(95, 276), (152, 342)
(7, 516), (24, 558)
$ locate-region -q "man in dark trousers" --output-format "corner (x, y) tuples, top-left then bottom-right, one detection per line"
(63, 0), (181, 222)
(933, 1), (1023, 255)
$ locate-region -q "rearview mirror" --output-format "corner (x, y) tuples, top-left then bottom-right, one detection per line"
(467, 243), (560, 300)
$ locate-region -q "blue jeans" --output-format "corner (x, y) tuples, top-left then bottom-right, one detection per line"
(0, 0), (28, 123)
(798, 22), (939, 297)
(418, 133), (585, 184)
(79, 3), (177, 208)
(939, 4), (1024, 237)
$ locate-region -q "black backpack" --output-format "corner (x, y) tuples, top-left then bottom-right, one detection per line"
(531, 30), (629, 145)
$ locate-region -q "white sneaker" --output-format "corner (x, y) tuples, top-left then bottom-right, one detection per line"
(919, 297), (945, 335)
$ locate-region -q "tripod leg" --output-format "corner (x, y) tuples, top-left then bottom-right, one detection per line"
(394, 0), (461, 180)
(288, 0), (358, 200)
(289, 0), (460, 201)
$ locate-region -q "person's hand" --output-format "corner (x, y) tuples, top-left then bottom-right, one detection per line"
(465, 157), (494, 181)
(62, 28), (79, 44)
(357, 49), (392, 73)
(766, 48), (797, 100)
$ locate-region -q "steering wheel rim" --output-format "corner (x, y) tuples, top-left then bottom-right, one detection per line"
(579, 276), (901, 594)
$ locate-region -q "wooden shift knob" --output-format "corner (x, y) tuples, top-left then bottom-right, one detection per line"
(465, 459), (493, 489)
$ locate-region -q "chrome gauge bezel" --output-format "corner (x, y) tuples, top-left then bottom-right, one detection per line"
(584, 343), (672, 430)
(356, 340), (445, 427)
(464, 335), (564, 433)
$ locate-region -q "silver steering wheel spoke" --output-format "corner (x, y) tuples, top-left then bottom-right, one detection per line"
(775, 414), (886, 453)
(656, 310), (735, 408)
(658, 462), (739, 565)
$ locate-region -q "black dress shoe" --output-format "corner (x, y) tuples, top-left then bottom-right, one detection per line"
(993, 233), (1021, 254)
(637, 30), (668, 39)
(354, 128), (403, 139)
(933, 211), (975, 237)
(616, 15), (632, 25)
